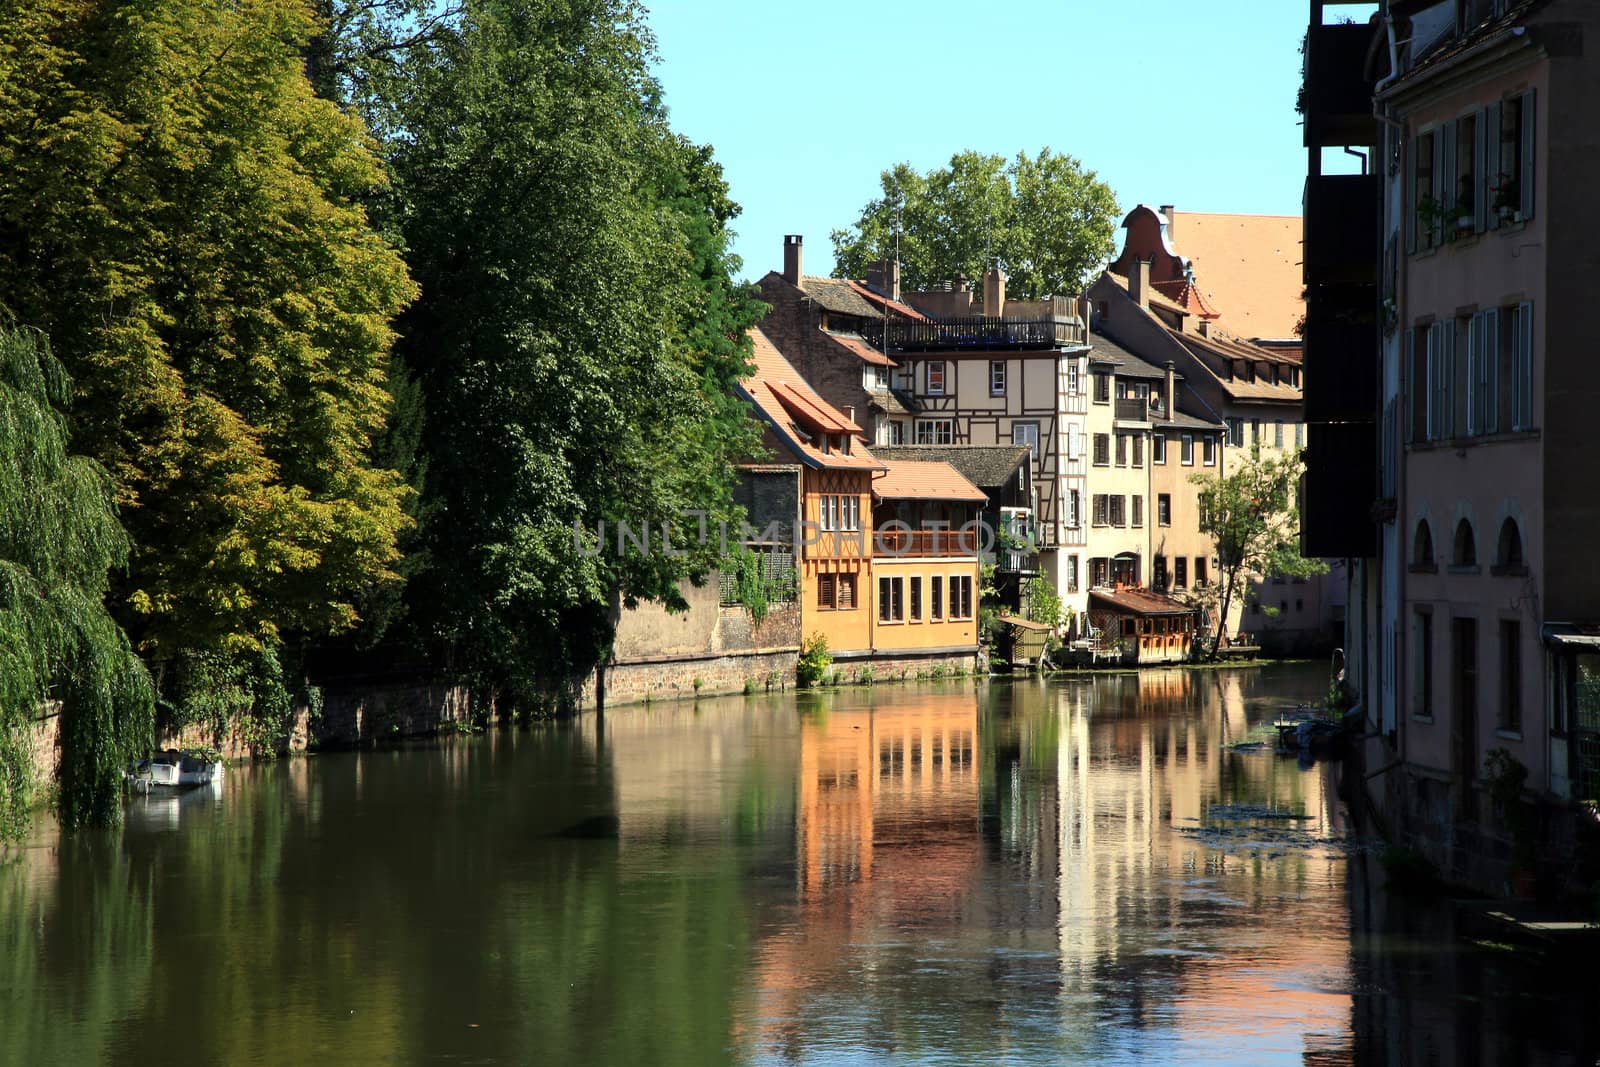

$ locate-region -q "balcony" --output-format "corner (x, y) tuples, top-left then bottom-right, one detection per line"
(874, 528), (980, 558)
(1302, 288), (1378, 423)
(1114, 397), (1152, 424)
(986, 544), (1042, 575)
(1301, 421), (1378, 558)
(1304, 173), (1378, 287)
(864, 314), (1085, 353)
(1301, 20), (1379, 149)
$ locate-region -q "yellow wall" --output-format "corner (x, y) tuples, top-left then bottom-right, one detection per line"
(1149, 436), (1216, 593)
(870, 558), (981, 653)
(801, 469), (873, 654)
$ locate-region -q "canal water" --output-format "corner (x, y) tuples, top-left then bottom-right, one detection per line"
(3, 664), (1597, 1065)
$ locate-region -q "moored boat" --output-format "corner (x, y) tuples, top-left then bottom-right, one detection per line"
(127, 749), (225, 789)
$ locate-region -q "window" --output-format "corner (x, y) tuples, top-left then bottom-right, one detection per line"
(878, 576), (904, 622)
(1404, 329), (1424, 442)
(1413, 609), (1434, 718)
(869, 365), (889, 389)
(1504, 301), (1534, 430)
(838, 574), (856, 610)
(1195, 556), (1208, 586)
(1109, 495), (1126, 527)
(1453, 519), (1477, 568)
(1295, 423), (1304, 448)
(931, 575), (944, 620)
(1158, 494), (1172, 526)
(1092, 494), (1109, 526)
(949, 574), (973, 620)
(1132, 435), (1144, 468)
(1202, 436), (1216, 466)
(818, 573), (837, 609)
(927, 362), (946, 395)
(1500, 619), (1522, 733)
(888, 420), (906, 445)
(1092, 433), (1110, 466)
(1496, 92), (1536, 224)
(1274, 421), (1284, 448)
(1152, 433), (1167, 464)
(1012, 421), (1039, 461)
(1181, 434), (1195, 465)
(1132, 496), (1143, 527)
(909, 576), (923, 622)
(989, 360), (1007, 396)
(1466, 308), (1499, 436)
(1089, 557), (1109, 589)
(1067, 359), (1082, 396)
(1426, 320), (1455, 441)
(1494, 518), (1525, 574)
(845, 496), (860, 531)
(1153, 554), (1168, 591)
(1093, 373), (1110, 403)
(1412, 519), (1435, 569)
(1174, 556), (1188, 588)
(1408, 128), (1438, 252)
(1115, 433), (1128, 467)
(1227, 418), (1244, 447)
(916, 418), (954, 445)
(1067, 488), (1082, 528)
(1066, 555), (1079, 593)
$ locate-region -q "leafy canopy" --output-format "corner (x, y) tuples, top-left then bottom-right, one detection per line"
(831, 149), (1120, 299)
(1188, 448), (1328, 657)
(390, 0), (763, 710)
(0, 0), (418, 662)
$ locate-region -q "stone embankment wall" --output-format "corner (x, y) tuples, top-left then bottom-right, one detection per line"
(591, 578), (801, 707)
(25, 678), (478, 787)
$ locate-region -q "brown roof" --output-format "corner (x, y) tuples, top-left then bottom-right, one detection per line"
(1166, 330), (1302, 404)
(1103, 270), (1191, 317)
(740, 328), (883, 472)
(868, 445), (1029, 490)
(826, 330), (896, 367)
(844, 280), (930, 322)
(797, 276), (881, 319)
(872, 459), (987, 504)
(1167, 212), (1304, 341)
(1384, 0), (1545, 91)
(1090, 588), (1197, 617)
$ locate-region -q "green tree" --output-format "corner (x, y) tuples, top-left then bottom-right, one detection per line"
(0, 328), (152, 839)
(1189, 449), (1328, 659)
(0, 1), (417, 687)
(389, 0), (762, 711)
(831, 149), (1120, 300)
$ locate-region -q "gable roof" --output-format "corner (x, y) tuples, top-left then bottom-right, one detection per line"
(825, 330), (896, 367)
(1090, 588), (1197, 617)
(873, 459), (987, 503)
(844, 279), (930, 322)
(869, 445), (1029, 491)
(740, 328), (883, 471)
(796, 276), (881, 319)
(1166, 212), (1304, 340)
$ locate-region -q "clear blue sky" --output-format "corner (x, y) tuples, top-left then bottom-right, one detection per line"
(649, 0), (1313, 282)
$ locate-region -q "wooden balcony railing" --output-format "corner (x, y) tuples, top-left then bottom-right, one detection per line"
(862, 315), (1085, 353)
(874, 528), (981, 557)
(1114, 397), (1151, 422)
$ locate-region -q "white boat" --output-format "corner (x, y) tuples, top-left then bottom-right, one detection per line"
(127, 750), (225, 789)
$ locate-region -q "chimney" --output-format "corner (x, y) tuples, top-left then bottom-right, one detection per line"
(983, 267), (1007, 317)
(783, 235), (803, 285)
(1164, 361), (1176, 420)
(1160, 204), (1175, 238)
(1197, 318), (1211, 338)
(864, 259), (902, 302)
(1129, 256), (1150, 309)
(954, 272), (969, 293)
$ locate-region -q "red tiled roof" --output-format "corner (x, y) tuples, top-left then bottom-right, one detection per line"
(1155, 279), (1223, 319)
(1090, 588), (1197, 616)
(1167, 211), (1304, 340)
(872, 459), (986, 503)
(844, 279), (930, 322)
(741, 328), (882, 471)
(827, 331), (896, 367)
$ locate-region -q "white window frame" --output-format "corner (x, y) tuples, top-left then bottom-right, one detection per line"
(1012, 421), (1039, 462)
(1203, 436), (1217, 466)
(915, 418), (954, 445)
(1181, 433), (1195, 466)
(927, 361), (946, 395)
(1152, 433), (1166, 464)
(990, 360), (1006, 397)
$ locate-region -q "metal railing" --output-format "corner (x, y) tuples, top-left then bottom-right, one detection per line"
(863, 315), (1085, 352)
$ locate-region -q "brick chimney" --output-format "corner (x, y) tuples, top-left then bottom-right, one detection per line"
(1128, 256), (1150, 309)
(865, 259), (902, 301)
(983, 267), (1007, 317)
(1164, 361), (1176, 420)
(783, 235), (803, 285)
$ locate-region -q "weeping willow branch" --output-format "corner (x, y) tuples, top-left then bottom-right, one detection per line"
(0, 327), (152, 841)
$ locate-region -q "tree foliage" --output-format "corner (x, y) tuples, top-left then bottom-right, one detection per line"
(0, 328), (152, 840)
(831, 149), (1120, 300)
(389, 0), (763, 711)
(0, 0), (418, 666)
(1188, 449), (1328, 659)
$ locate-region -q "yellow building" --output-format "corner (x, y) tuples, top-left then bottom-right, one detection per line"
(741, 329), (985, 675)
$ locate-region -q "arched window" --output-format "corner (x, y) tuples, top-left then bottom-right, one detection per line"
(1496, 518), (1525, 572)
(1453, 519), (1477, 567)
(1413, 520), (1435, 567)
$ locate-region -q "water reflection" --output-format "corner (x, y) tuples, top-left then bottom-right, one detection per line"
(2, 666), (1597, 1065)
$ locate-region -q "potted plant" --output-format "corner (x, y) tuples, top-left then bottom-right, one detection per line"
(1491, 173), (1520, 222)
(1414, 194), (1449, 247)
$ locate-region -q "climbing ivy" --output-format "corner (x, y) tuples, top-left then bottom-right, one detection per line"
(0, 327), (152, 840)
